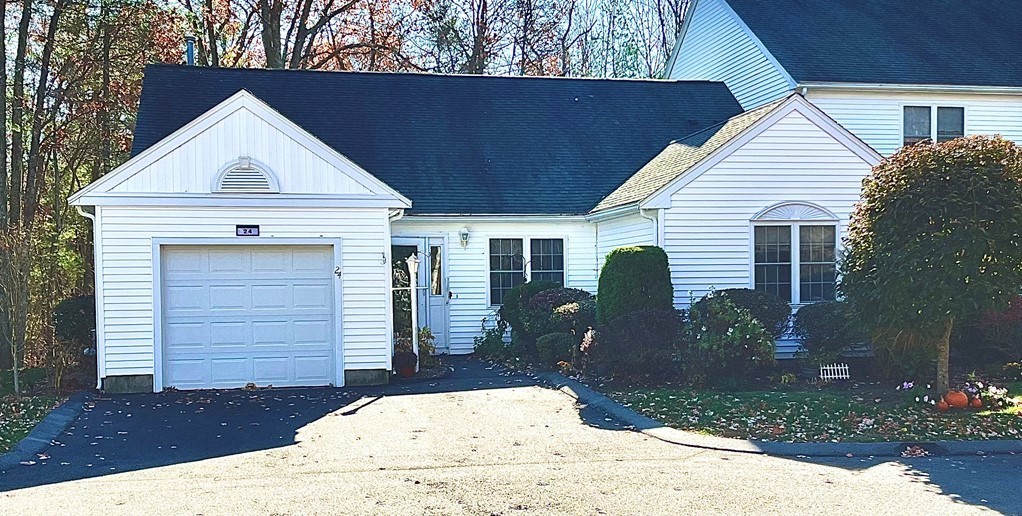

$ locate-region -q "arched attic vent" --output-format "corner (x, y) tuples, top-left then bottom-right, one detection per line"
(213, 157), (280, 193)
(752, 201), (838, 221)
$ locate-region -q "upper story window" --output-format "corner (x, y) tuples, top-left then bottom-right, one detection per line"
(903, 106), (964, 147)
(214, 157), (280, 193)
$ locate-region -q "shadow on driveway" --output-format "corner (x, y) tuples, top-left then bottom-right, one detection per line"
(0, 358), (540, 492)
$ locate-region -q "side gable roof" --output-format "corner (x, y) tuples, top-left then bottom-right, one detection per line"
(611, 94), (881, 212)
(129, 65), (744, 215)
(594, 99), (779, 212)
(721, 0), (1022, 88)
(70, 90), (411, 208)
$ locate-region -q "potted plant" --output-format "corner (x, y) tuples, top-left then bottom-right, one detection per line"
(393, 350), (418, 378)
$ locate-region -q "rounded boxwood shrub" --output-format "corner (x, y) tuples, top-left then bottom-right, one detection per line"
(597, 308), (685, 382)
(707, 288), (790, 338)
(520, 287), (594, 336)
(536, 332), (578, 366)
(53, 295), (96, 346)
(792, 301), (864, 364)
(597, 246), (673, 325)
(686, 295), (775, 386)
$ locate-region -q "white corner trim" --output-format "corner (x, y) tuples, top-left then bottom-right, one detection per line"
(69, 89), (411, 208)
(798, 82), (1022, 95)
(640, 95), (881, 209)
(717, 0), (798, 90)
(73, 192), (408, 209)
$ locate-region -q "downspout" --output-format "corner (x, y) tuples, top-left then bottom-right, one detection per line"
(639, 208), (660, 247)
(76, 206), (104, 390)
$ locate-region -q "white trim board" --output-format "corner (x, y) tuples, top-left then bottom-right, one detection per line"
(641, 94), (882, 209)
(70, 89), (411, 208)
(150, 237), (345, 392)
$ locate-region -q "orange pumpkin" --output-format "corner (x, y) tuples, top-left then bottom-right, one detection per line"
(936, 399), (950, 412)
(945, 390), (969, 409)
(971, 397), (983, 409)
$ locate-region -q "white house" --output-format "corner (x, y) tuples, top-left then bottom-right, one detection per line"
(666, 0), (1022, 156)
(71, 65), (878, 392)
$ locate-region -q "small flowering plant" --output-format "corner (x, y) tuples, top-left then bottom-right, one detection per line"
(895, 380), (938, 407)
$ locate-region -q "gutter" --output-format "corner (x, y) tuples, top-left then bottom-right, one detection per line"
(798, 82), (1022, 95)
(75, 206), (104, 391)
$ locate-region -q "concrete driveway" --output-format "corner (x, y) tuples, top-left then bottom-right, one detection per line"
(1, 359), (1019, 515)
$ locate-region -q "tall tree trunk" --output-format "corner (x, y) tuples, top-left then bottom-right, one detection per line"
(203, 0), (220, 66)
(936, 317), (953, 393)
(260, 0), (284, 68)
(9, 0), (34, 227)
(24, 0), (66, 227)
(0, 0), (8, 229)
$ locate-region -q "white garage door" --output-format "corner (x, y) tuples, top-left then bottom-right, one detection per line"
(161, 245), (337, 390)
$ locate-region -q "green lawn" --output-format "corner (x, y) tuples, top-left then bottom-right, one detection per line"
(608, 386), (1022, 443)
(1, 368), (61, 454)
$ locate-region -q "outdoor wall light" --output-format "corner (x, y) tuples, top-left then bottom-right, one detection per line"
(459, 227), (470, 248)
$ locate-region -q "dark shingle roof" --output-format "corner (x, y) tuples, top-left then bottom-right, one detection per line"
(723, 0), (1022, 88)
(132, 65), (743, 215)
(595, 99), (779, 212)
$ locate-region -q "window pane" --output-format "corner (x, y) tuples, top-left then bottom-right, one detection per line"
(754, 226), (792, 302)
(430, 246), (443, 296)
(904, 106), (931, 146)
(530, 238), (565, 287)
(799, 225), (837, 303)
(937, 107), (964, 142)
(489, 238), (525, 305)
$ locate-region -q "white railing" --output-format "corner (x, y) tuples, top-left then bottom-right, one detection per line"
(819, 363), (850, 381)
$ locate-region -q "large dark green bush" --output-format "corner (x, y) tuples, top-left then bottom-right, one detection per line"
(597, 246), (674, 325)
(597, 308), (685, 382)
(686, 295), (775, 387)
(550, 298), (596, 335)
(840, 136), (1022, 391)
(536, 332), (578, 366)
(793, 301), (864, 364)
(53, 295), (96, 346)
(520, 287), (594, 336)
(707, 288), (790, 338)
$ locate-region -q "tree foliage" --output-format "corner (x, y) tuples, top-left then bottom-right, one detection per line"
(841, 136), (1022, 390)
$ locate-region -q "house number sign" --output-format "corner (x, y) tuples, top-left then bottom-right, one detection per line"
(236, 225), (260, 237)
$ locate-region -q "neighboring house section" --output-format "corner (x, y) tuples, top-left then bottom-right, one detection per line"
(666, 0), (1022, 155)
(666, 0), (793, 109)
(630, 96), (881, 357)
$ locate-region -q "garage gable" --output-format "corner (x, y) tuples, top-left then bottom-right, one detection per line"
(69, 90), (410, 208)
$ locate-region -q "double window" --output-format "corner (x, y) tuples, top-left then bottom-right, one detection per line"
(754, 224), (836, 304)
(488, 237), (565, 305)
(903, 106), (964, 146)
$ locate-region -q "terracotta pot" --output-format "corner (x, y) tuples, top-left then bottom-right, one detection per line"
(399, 365), (416, 378)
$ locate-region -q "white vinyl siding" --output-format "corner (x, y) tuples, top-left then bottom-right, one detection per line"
(668, 0), (793, 109)
(109, 106), (374, 195)
(595, 212), (655, 270)
(807, 90), (1022, 156)
(392, 218), (598, 355)
(96, 206), (392, 377)
(661, 110), (873, 356)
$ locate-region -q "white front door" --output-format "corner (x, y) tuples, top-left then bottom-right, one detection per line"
(392, 237), (449, 354)
(161, 245), (337, 390)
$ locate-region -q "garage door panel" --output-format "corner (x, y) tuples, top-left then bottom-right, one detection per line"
(162, 245), (337, 390)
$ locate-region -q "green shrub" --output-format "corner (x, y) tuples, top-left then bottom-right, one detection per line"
(520, 287), (594, 336)
(551, 298), (597, 335)
(53, 295), (96, 347)
(710, 288), (790, 338)
(1004, 362), (1022, 381)
(473, 319), (509, 359)
(793, 301), (864, 364)
(686, 295), (775, 386)
(597, 308), (685, 382)
(536, 332), (578, 366)
(597, 246), (673, 325)
(976, 296), (1022, 362)
(498, 280), (560, 350)
(870, 329), (937, 380)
